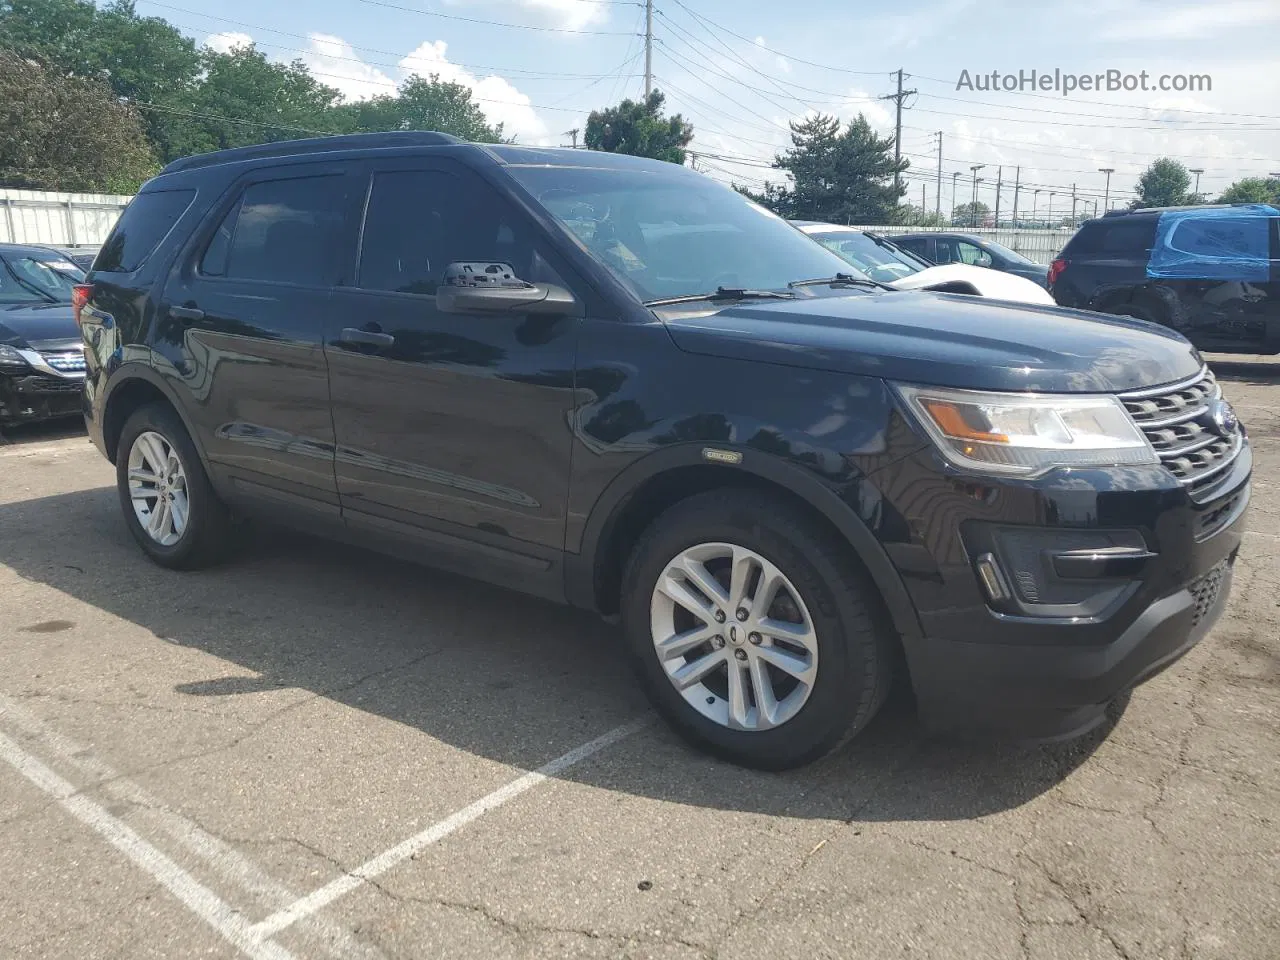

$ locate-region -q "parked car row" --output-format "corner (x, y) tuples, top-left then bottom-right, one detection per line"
(74, 133), (1247, 769)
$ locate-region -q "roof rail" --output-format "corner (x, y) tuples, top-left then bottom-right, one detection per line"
(160, 131), (464, 176)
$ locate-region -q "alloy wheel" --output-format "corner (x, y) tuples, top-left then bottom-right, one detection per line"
(649, 542), (819, 731)
(127, 430), (190, 547)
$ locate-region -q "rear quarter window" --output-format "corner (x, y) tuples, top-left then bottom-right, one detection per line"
(94, 189), (196, 273)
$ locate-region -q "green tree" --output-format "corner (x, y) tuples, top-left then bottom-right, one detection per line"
(1133, 158), (1192, 208)
(950, 201), (990, 227)
(743, 113), (906, 223)
(0, 50), (156, 191)
(335, 74), (505, 142)
(1217, 177), (1280, 206)
(584, 90), (693, 164)
(0, 0), (202, 162)
(166, 44), (344, 157)
(899, 204), (947, 227)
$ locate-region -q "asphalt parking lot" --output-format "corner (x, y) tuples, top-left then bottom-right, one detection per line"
(2, 361), (1278, 960)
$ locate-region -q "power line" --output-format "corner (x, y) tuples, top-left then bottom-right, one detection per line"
(353, 0), (640, 35)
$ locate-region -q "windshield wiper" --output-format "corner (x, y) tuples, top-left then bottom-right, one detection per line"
(644, 286), (797, 307)
(788, 273), (890, 291)
(0, 261), (58, 304)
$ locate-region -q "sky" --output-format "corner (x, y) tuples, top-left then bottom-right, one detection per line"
(136, 0), (1280, 215)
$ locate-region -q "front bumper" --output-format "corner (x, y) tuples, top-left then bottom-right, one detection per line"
(876, 437), (1250, 741)
(0, 369), (84, 425)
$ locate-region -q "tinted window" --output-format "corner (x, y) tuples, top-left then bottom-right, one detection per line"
(956, 240), (990, 265)
(1169, 217), (1269, 259)
(94, 190), (195, 272)
(0, 251), (84, 303)
(895, 237), (930, 257)
(1100, 222), (1155, 255)
(358, 169), (560, 295)
(203, 176), (347, 286)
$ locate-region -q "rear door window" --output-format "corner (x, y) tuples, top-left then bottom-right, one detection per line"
(200, 175), (349, 287)
(94, 189), (196, 272)
(1169, 217), (1269, 260)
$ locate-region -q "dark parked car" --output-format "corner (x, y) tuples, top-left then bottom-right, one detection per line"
(79, 133), (1248, 769)
(893, 231), (1050, 287)
(1049, 205), (1280, 354)
(0, 243), (87, 426)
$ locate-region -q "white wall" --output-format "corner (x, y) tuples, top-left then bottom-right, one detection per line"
(0, 188), (131, 247)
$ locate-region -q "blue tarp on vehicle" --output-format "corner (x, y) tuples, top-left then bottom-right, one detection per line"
(1147, 204), (1278, 281)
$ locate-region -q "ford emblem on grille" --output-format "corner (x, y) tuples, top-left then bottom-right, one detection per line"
(1205, 399), (1239, 438)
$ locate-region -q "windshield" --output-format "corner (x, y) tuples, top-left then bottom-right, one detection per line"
(0, 251), (85, 303)
(505, 165), (871, 302)
(808, 230), (923, 283)
(982, 239), (1038, 265)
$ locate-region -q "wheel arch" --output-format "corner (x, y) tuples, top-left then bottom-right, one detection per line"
(566, 445), (923, 645)
(101, 364), (207, 466)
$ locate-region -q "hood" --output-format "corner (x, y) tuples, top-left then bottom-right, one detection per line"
(659, 290), (1202, 393)
(887, 264), (1054, 305)
(0, 302), (79, 350)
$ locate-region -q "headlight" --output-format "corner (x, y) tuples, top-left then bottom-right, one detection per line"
(0, 343), (30, 371)
(895, 383), (1157, 476)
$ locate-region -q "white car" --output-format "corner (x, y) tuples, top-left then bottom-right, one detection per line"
(794, 222), (1054, 306)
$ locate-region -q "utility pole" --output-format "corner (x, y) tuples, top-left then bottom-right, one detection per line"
(1189, 167), (1204, 203)
(1098, 167), (1114, 212)
(934, 132), (943, 220)
(1048, 191), (1055, 225)
(970, 164), (985, 227)
(1032, 188), (1040, 224)
(921, 182), (926, 214)
(1070, 183), (1078, 226)
(644, 0), (653, 98)
(1011, 166), (1021, 226)
(993, 166), (1002, 227)
(1092, 199), (1098, 218)
(879, 69), (917, 198)
(951, 171), (961, 223)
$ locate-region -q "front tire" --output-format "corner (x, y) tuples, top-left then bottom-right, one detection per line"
(622, 490), (894, 770)
(116, 402), (235, 569)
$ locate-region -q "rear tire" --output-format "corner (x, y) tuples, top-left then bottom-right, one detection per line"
(621, 489), (894, 770)
(116, 402), (236, 569)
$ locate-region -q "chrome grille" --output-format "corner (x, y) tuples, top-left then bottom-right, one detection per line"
(1121, 368), (1244, 495)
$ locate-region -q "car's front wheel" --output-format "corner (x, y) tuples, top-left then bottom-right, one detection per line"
(622, 490), (894, 770)
(116, 403), (235, 569)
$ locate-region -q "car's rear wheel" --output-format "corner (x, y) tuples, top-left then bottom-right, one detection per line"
(622, 490), (894, 770)
(116, 403), (236, 569)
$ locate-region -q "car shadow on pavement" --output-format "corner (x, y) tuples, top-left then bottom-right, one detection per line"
(0, 487), (1117, 823)
(0, 418), (86, 446)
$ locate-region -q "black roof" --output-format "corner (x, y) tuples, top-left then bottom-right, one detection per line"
(160, 131), (463, 175)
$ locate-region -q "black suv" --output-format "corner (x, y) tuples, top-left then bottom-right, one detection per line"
(78, 133), (1249, 769)
(1050, 204), (1280, 354)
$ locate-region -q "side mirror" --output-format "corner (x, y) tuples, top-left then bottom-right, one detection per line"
(435, 261), (579, 316)
(976, 254), (994, 268)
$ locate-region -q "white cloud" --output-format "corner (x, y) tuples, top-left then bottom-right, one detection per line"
(446, 0), (609, 31)
(302, 33), (396, 100)
(204, 31), (253, 54)
(399, 40), (550, 143)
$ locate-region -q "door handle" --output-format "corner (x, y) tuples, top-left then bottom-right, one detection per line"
(340, 327), (395, 348)
(168, 305), (205, 321)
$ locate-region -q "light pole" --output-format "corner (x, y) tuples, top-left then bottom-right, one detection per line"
(970, 164), (986, 227)
(1098, 167), (1114, 212)
(1032, 188), (1040, 224)
(1047, 191), (1055, 226)
(951, 171), (961, 223)
(1189, 168), (1204, 203)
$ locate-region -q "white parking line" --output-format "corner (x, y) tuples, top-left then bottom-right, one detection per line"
(0, 728), (297, 960)
(0, 694), (385, 960)
(247, 717), (650, 941)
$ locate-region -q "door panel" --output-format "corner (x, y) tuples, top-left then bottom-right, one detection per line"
(157, 164), (362, 507)
(327, 162), (579, 554)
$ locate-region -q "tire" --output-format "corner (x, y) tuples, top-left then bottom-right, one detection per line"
(116, 402), (236, 569)
(621, 489), (894, 770)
